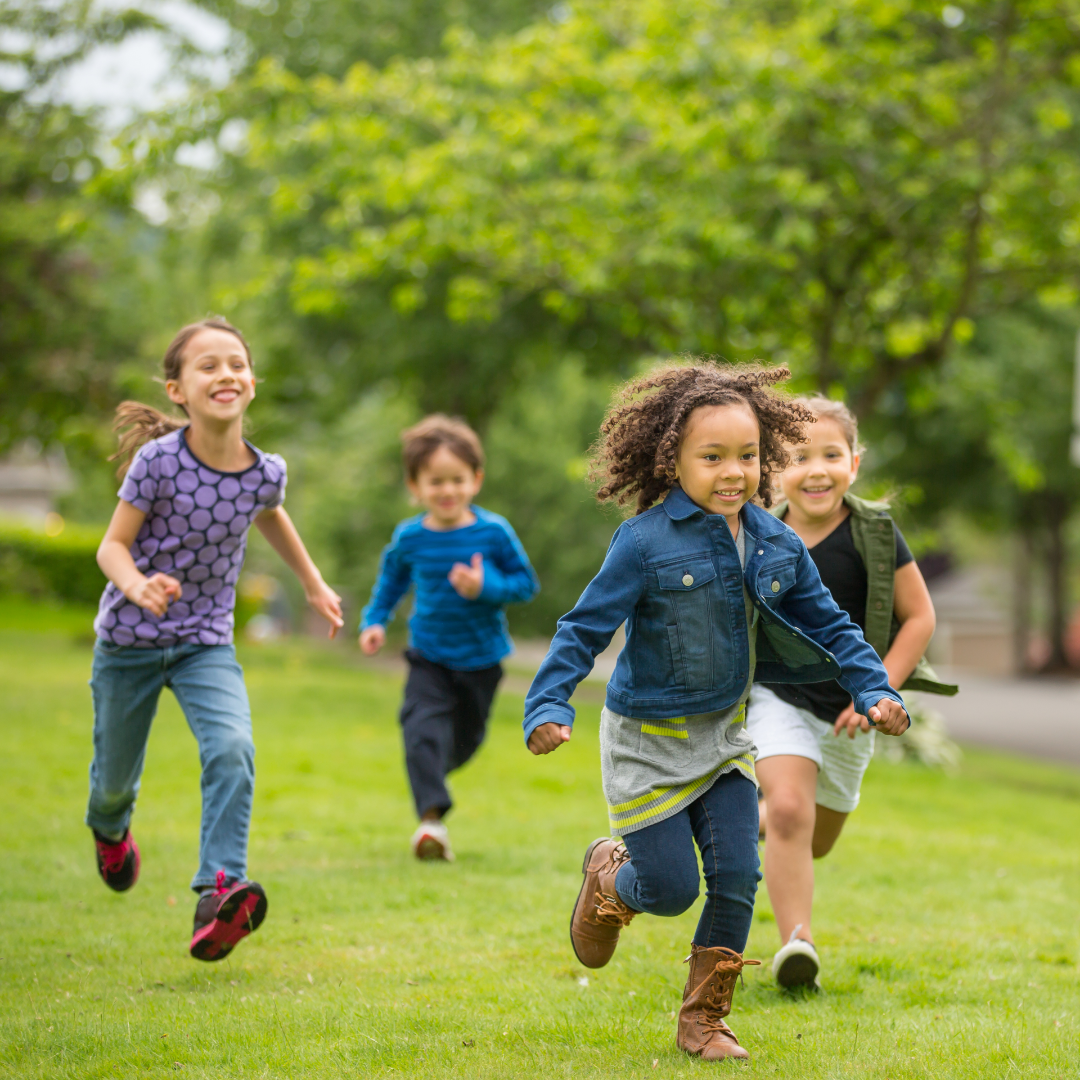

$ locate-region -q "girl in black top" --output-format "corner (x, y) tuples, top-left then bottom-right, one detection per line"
(746, 398), (937, 989)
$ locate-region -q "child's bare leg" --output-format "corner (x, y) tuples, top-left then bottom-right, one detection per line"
(811, 805), (848, 859)
(756, 756), (818, 945)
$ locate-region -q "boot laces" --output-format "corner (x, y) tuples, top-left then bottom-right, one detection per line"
(98, 836), (129, 874)
(693, 954), (762, 1033)
(213, 869), (229, 896)
(594, 892), (636, 927)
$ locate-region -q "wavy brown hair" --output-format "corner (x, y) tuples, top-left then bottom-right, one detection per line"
(110, 317), (253, 477)
(590, 360), (814, 514)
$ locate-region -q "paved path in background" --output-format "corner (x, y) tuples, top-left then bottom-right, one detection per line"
(929, 672), (1080, 766)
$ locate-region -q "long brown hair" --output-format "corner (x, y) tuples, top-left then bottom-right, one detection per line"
(590, 360), (814, 514)
(110, 318), (253, 477)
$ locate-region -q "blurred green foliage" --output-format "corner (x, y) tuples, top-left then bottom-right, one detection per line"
(11, 0), (1080, 653)
(0, 0), (152, 454)
(0, 523), (105, 606)
(142, 0), (1080, 429)
(198, 0), (548, 77)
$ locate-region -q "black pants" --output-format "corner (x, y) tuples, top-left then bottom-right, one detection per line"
(399, 649), (503, 819)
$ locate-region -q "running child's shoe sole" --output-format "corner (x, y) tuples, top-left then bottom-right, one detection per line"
(415, 835), (447, 860)
(189, 883), (267, 962)
(773, 944), (820, 989)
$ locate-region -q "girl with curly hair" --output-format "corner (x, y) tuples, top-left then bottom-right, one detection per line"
(523, 361), (908, 1062)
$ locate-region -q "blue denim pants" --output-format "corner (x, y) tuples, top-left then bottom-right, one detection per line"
(614, 771), (761, 951)
(86, 641), (254, 891)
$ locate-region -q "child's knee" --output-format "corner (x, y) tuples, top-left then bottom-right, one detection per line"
(632, 864), (700, 916)
(207, 732), (254, 773)
(708, 861), (761, 906)
(763, 788), (815, 840)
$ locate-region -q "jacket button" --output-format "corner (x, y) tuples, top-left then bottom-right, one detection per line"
(878, 563), (886, 572)
(875, 600), (883, 609)
(771, 581), (780, 593)
(757, 550), (763, 555)
(682, 574), (694, 587)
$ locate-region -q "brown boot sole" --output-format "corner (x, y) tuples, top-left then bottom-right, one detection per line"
(569, 837), (612, 969)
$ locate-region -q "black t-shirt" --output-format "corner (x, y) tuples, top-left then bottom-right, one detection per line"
(762, 515), (913, 723)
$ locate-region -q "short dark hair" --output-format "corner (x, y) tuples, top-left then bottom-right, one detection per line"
(401, 414), (484, 480)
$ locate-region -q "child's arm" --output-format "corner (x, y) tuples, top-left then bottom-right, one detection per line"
(835, 561), (936, 738)
(776, 546), (909, 735)
(358, 529), (414, 654)
(97, 500), (181, 616)
(524, 525), (643, 754)
(882, 562), (936, 687)
(468, 523), (540, 606)
(254, 507), (344, 638)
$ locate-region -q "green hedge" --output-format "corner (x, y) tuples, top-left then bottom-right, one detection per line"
(0, 523), (106, 607)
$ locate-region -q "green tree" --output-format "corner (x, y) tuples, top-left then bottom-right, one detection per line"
(194, 0), (549, 77)
(890, 309), (1080, 671)
(0, 0), (162, 456)
(168, 0), (1080, 427)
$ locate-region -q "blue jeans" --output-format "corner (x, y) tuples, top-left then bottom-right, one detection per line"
(615, 771), (761, 951)
(86, 642), (254, 891)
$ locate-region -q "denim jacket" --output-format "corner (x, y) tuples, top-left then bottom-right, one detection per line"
(523, 485), (906, 743)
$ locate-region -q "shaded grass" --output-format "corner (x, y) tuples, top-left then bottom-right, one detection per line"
(1, 616), (1078, 1078)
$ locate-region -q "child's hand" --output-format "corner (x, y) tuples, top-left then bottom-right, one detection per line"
(306, 580), (345, 638)
(127, 573), (182, 617)
(448, 553), (484, 600)
(527, 722), (572, 755)
(833, 702), (871, 739)
(867, 698), (909, 736)
(359, 625), (385, 655)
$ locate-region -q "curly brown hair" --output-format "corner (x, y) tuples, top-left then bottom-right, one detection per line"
(590, 360), (814, 514)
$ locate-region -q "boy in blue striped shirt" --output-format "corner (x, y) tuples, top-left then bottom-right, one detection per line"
(360, 415), (539, 860)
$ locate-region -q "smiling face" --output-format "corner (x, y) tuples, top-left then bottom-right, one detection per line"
(674, 403), (761, 525)
(408, 444), (484, 530)
(780, 415), (859, 522)
(165, 328), (256, 426)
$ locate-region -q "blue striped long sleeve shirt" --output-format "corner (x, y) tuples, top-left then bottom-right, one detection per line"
(360, 507), (540, 670)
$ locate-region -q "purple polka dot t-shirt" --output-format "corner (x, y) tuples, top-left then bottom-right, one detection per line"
(94, 428), (287, 647)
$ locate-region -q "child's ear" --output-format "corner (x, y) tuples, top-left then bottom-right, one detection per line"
(405, 477), (421, 505)
(472, 468), (484, 493)
(165, 379), (186, 407)
(850, 452), (861, 483)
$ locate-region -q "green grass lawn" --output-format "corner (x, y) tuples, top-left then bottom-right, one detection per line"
(1, 615), (1078, 1078)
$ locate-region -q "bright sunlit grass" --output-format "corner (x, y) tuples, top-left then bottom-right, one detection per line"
(1, 614), (1077, 1078)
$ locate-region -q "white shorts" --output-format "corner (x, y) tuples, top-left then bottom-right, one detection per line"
(746, 685), (875, 814)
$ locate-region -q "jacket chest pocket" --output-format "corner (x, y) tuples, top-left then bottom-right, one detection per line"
(757, 559), (797, 606)
(657, 558), (718, 690)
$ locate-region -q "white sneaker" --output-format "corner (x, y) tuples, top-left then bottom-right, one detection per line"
(410, 821), (454, 862)
(772, 925), (820, 989)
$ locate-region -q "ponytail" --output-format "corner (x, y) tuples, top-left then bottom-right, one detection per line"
(109, 316), (254, 478)
(109, 402), (187, 478)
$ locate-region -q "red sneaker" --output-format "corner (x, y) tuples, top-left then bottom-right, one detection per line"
(93, 829), (140, 892)
(189, 871), (268, 962)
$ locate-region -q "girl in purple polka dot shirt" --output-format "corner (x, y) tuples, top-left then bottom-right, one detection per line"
(87, 317), (344, 962)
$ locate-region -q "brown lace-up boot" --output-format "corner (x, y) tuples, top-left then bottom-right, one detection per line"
(569, 837), (637, 968)
(676, 944), (761, 1061)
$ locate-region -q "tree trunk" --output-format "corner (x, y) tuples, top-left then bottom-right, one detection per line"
(1012, 527), (1033, 674)
(1043, 492), (1071, 672)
